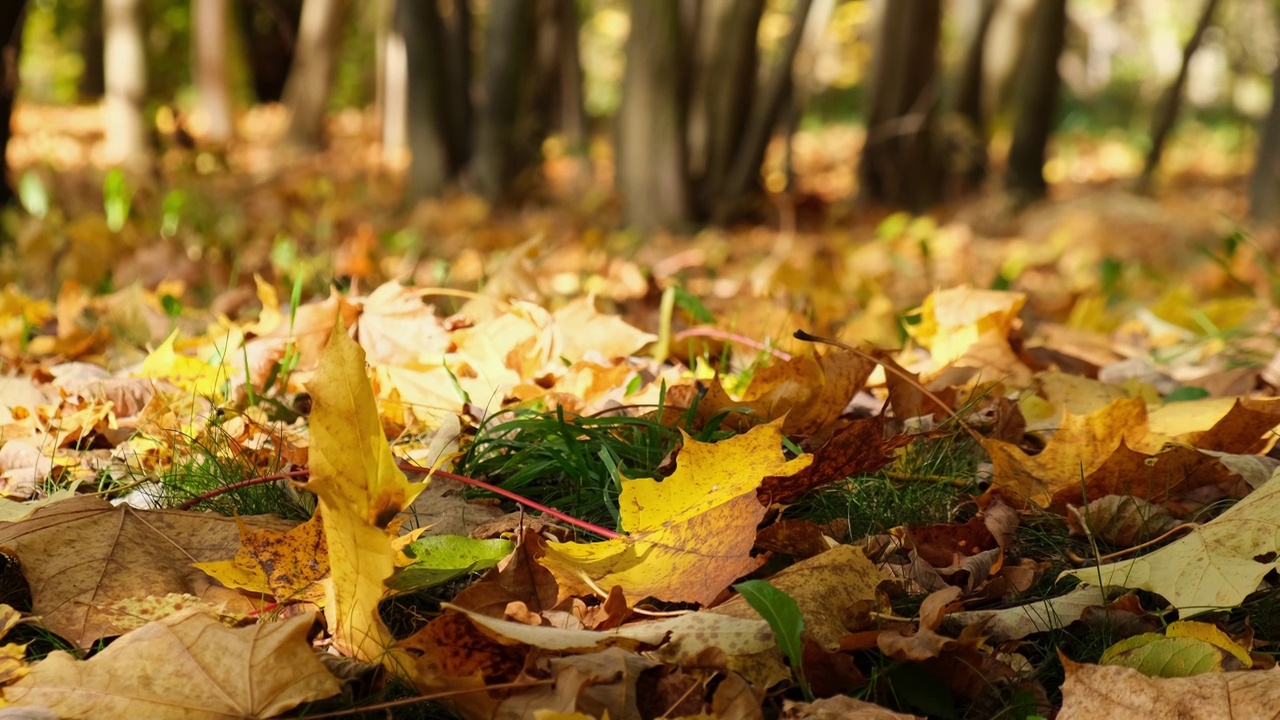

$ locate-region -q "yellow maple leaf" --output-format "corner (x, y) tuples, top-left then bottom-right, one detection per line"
(194, 514), (329, 604)
(539, 419), (810, 606)
(907, 287), (1026, 367)
(305, 321), (425, 672)
(137, 331), (225, 399)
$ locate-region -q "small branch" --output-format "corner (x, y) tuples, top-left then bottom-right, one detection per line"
(672, 327), (793, 361)
(175, 463), (621, 539)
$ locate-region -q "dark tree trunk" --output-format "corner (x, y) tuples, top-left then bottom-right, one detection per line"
(948, 0), (999, 191)
(617, 0), (689, 232)
(686, 0), (763, 218)
(79, 0), (105, 100)
(1005, 0), (1067, 202)
(237, 0), (303, 103)
(531, 0), (588, 189)
(472, 0), (536, 202)
(399, 0), (463, 203)
(0, 1), (24, 212)
(1250, 67), (1280, 222)
(1138, 0), (1220, 191)
(439, 0), (471, 170)
(717, 0), (814, 220)
(858, 0), (944, 210)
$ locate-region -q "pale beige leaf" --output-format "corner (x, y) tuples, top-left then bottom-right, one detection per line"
(5, 609), (339, 720)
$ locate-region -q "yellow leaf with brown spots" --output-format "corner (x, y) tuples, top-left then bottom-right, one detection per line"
(194, 514), (328, 603)
(539, 420), (810, 606)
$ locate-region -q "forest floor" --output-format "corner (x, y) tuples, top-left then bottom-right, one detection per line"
(1, 104), (1280, 719)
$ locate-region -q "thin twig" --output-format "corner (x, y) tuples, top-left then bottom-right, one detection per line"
(671, 327), (793, 361)
(1066, 522), (1199, 566)
(174, 462), (621, 539)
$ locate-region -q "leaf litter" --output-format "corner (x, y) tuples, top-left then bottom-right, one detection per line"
(2, 190), (1280, 718)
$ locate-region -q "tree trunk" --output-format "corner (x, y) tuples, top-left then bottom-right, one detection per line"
(1250, 67), (1280, 222)
(717, 0), (814, 220)
(399, 0), (455, 203)
(858, 0), (944, 210)
(617, 0), (689, 232)
(1005, 0), (1067, 202)
(79, 0), (105, 100)
(439, 0), (471, 170)
(472, 0), (535, 202)
(193, 0), (233, 143)
(1138, 0), (1220, 191)
(948, 0), (999, 191)
(237, 0), (302, 103)
(103, 0), (151, 167)
(532, 0), (587, 157)
(377, 0), (407, 161)
(686, 0), (763, 218)
(282, 0), (350, 148)
(0, 1), (25, 212)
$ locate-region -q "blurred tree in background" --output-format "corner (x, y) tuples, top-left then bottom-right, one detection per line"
(4, 0), (1280, 229)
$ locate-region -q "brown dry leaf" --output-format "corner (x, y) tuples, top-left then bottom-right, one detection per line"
(398, 477), (507, 537)
(1066, 495), (1180, 546)
(1141, 397), (1280, 455)
(452, 527), (562, 619)
(759, 416), (900, 504)
(877, 586), (964, 662)
(0, 441), (53, 500)
(494, 647), (657, 720)
(1047, 443), (1245, 515)
(1060, 468), (1280, 611)
(946, 585), (1111, 642)
(1057, 656), (1280, 720)
(710, 544), (889, 649)
(687, 351), (874, 437)
(754, 519), (832, 558)
(4, 609), (340, 719)
(783, 696), (923, 719)
(982, 397), (1149, 508)
(448, 603), (790, 691)
(0, 494), (293, 647)
(539, 420), (810, 606)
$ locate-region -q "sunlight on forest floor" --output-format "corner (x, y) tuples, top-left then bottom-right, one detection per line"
(3, 101), (1274, 354)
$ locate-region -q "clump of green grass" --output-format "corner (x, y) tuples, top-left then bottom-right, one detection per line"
(140, 419), (312, 520)
(454, 403), (738, 530)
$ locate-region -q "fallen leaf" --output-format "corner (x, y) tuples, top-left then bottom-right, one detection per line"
(0, 495), (292, 647)
(1061, 468), (1280, 611)
(1058, 656), (1280, 720)
(539, 420), (811, 606)
(4, 609), (340, 719)
(303, 322), (425, 668)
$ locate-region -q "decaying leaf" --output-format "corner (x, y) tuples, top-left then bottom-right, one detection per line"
(0, 494), (292, 647)
(4, 609), (340, 719)
(1058, 656), (1280, 720)
(1061, 468), (1280, 610)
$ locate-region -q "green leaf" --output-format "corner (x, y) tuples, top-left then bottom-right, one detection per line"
(1165, 386), (1210, 403)
(388, 536), (514, 592)
(733, 579), (811, 700)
